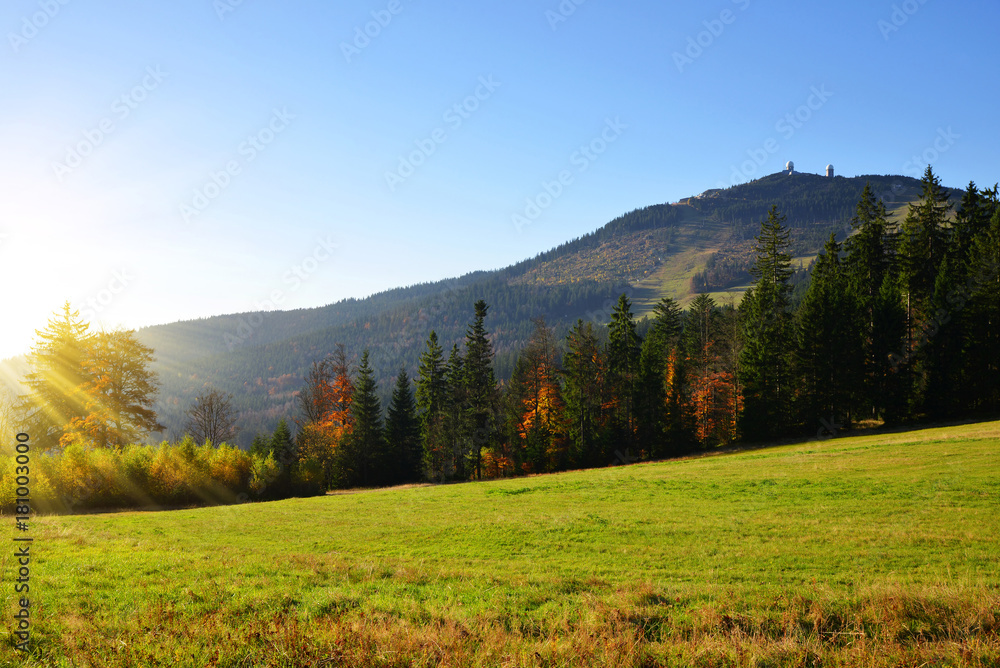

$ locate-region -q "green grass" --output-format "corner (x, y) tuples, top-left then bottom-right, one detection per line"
(3, 421), (999, 666)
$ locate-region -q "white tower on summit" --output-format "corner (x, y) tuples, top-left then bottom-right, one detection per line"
(786, 161), (795, 175)
(826, 164), (835, 178)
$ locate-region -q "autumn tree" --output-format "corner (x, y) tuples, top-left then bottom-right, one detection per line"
(185, 389), (239, 445)
(19, 303), (92, 450)
(62, 329), (164, 449)
(509, 317), (565, 473)
(682, 294), (738, 446)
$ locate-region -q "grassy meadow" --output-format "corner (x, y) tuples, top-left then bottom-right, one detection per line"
(3, 421), (999, 667)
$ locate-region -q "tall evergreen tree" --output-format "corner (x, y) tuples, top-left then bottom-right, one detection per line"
(898, 166), (953, 353)
(268, 418), (297, 497)
(738, 205), (794, 440)
(439, 344), (468, 481)
(637, 298), (684, 458)
(844, 184), (899, 421)
(339, 350), (386, 488)
(920, 255), (965, 418)
(953, 182), (993, 269)
(562, 319), (605, 467)
(416, 330), (447, 480)
(794, 234), (860, 432)
(606, 294), (640, 448)
(963, 206), (1000, 414)
(463, 300), (497, 480)
(385, 368), (421, 484)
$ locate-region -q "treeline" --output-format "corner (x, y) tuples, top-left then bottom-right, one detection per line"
(286, 167), (998, 489)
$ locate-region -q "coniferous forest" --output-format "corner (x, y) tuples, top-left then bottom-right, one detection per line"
(5, 167), (999, 508)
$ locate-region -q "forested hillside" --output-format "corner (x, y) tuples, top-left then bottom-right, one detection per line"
(3, 170), (967, 446)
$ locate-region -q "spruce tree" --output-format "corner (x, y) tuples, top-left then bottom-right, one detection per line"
(738, 205), (794, 440)
(340, 350), (386, 488)
(794, 234), (860, 432)
(463, 300), (497, 480)
(416, 331), (447, 480)
(899, 166), (952, 351)
(442, 344), (467, 481)
(637, 298), (683, 458)
(386, 368), (421, 484)
(606, 294), (640, 447)
(562, 319), (605, 467)
(963, 206), (1000, 414)
(844, 184), (896, 420)
(269, 418), (297, 497)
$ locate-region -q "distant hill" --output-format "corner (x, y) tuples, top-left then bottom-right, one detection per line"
(2, 170), (964, 445)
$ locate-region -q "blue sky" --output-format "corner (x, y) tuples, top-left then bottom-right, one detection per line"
(1, 0), (997, 359)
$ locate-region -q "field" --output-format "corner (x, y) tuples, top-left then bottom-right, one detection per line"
(3, 421), (999, 667)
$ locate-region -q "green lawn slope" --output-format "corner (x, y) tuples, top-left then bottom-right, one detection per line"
(4, 421), (999, 666)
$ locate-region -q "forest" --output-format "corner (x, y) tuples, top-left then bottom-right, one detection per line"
(3, 167), (998, 510)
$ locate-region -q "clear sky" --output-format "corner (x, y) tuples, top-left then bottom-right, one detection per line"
(1, 0), (997, 360)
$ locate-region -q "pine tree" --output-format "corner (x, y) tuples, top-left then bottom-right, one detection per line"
(19, 303), (92, 450)
(385, 368), (421, 484)
(463, 300), (497, 480)
(738, 205), (794, 440)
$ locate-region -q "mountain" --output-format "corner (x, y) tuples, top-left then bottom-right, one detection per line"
(4, 170), (964, 445)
